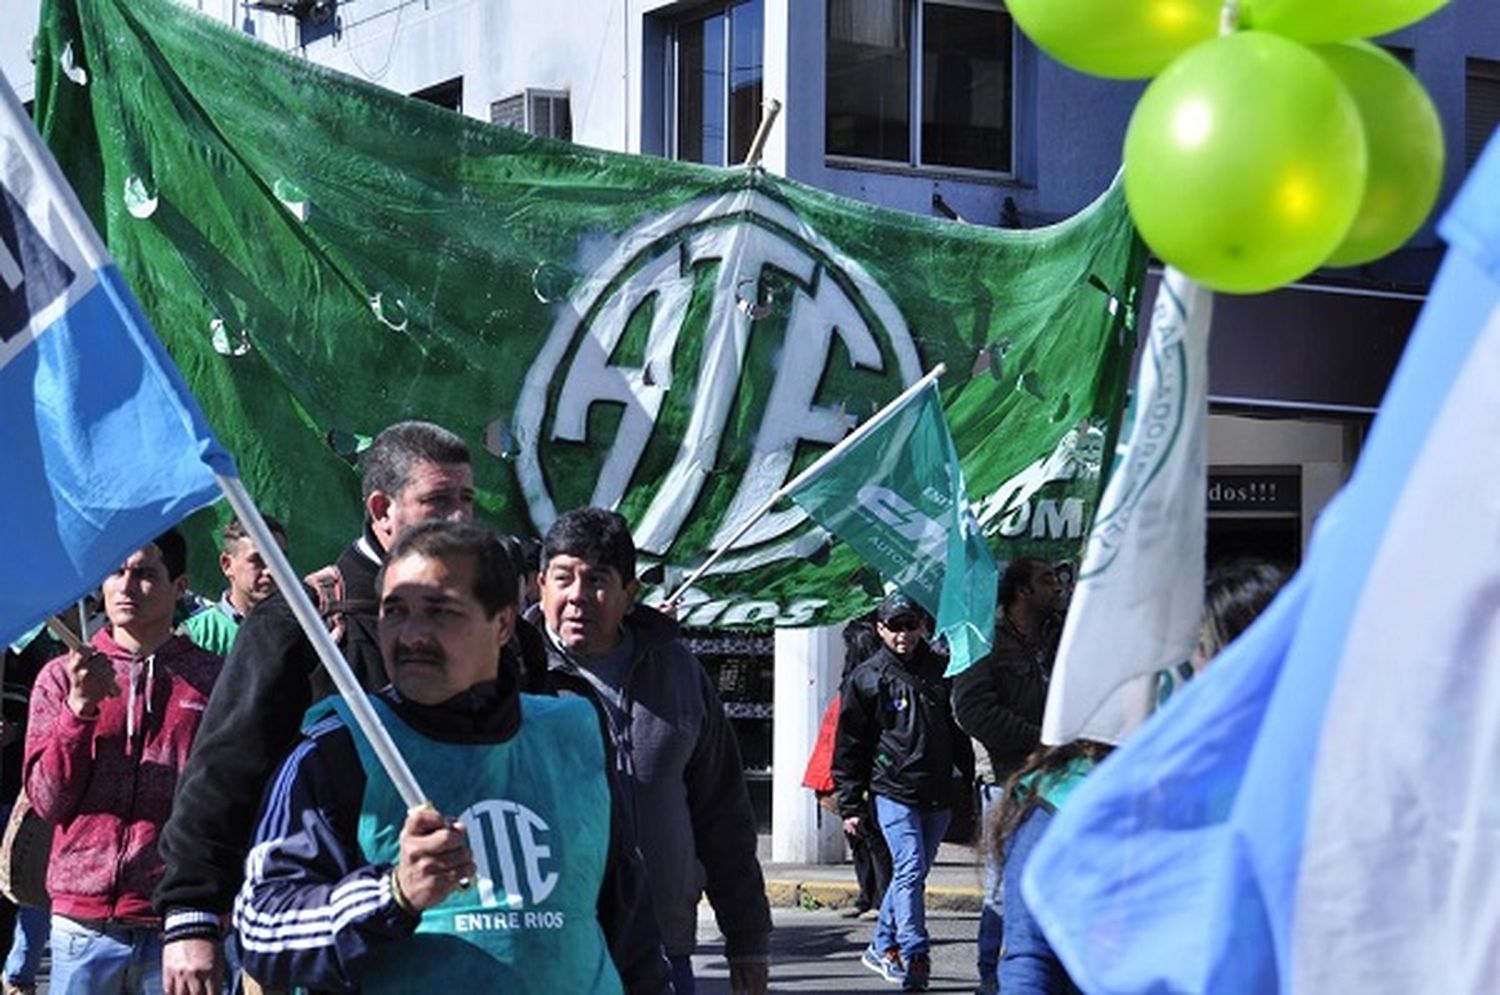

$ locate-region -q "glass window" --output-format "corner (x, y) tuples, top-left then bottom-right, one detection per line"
(826, 0), (1013, 174)
(826, 0), (910, 162)
(921, 2), (1011, 171)
(730, 0), (766, 163)
(673, 0), (764, 167)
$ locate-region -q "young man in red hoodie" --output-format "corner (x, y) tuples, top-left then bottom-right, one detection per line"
(24, 529), (220, 994)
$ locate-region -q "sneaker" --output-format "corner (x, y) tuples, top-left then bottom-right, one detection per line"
(839, 902), (871, 919)
(903, 953), (932, 991)
(862, 944), (906, 984)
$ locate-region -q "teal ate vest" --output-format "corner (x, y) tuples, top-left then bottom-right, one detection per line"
(322, 693), (623, 994)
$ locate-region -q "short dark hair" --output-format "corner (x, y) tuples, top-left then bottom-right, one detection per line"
(492, 534), (535, 602)
(360, 421), (471, 506)
(378, 520), (518, 617)
(998, 556), (1049, 609)
(151, 528), (188, 580)
(222, 515), (286, 555)
(541, 507), (636, 584)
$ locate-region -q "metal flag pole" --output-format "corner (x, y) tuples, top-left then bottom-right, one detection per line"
(215, 474), (427, 809)
(663, 363), (947, 608)
(742, 98), (783, 168)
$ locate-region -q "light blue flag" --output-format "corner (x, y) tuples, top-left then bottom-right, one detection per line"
(1022, 128), (1500, 994)
(0, 73), (234, 647)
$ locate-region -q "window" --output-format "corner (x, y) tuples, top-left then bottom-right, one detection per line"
(1467, 58), (1500, 171)
(490, 89), (573, 142)
(411, 77), (463, 113)
(669, 0), (764, 166)
(827, 0), (1013, 174)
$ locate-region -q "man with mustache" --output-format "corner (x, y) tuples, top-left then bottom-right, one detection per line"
(157, 421), (477, 994)
(532, 507), (771, 995)
(233, 520), (668, 991)
(181, 515), (289, 657)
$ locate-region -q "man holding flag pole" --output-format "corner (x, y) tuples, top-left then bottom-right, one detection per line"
(0, 71), (441, 995)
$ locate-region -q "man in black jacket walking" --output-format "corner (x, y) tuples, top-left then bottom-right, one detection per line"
(155, 420), (477, 994)
(833, 594), (973, 993)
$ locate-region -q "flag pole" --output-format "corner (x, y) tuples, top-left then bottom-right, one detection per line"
(741, 98), (783, 168)
(215, 475), (427, 810)
(663, 363), (947, 608)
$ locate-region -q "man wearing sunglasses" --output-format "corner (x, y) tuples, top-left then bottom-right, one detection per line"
(832, 594), (973, 992)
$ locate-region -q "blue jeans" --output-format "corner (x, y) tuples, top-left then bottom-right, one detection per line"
(872, 794), (950, 961)
(669, 954), (696, 994)
(2, 903), (49, 984)
(48, 915), (163, 995)
(977, 782), (1005, 984)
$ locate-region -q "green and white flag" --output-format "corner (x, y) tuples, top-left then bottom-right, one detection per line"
(35, 0), (1145, 629)
(786, 380), (998, 674)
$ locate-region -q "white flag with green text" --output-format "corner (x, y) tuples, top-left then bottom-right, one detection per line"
(1041, 268), (1211, 746)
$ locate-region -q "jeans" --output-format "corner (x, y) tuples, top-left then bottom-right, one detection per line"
(48, 915), (163, 995)
(872, 794), (950, 961)
(2, 903), (48, 984)
(669, 954), (696, 994)
(977, 782), (1005, 984)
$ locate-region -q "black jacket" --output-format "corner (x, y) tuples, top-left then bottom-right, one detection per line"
(154, 531), (545, 934)
(833, 643), (974, 816)
(233, 675), (671, 993)
(951, 616), (1057, 780)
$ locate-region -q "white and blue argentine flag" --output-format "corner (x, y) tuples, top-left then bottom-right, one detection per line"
(1023, 128), (1500, 994)
(0, 75), (232, 648)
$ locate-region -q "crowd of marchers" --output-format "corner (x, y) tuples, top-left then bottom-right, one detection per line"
(0, 418), (1286, 995)
(1, 421), (771, 995)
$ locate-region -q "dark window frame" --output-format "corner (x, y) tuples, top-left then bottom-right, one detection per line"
(1466, 57), (1500, 171)
(826, 0), (1015, 178)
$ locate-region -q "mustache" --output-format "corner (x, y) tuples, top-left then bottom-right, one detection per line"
(393, 643), (446, 666)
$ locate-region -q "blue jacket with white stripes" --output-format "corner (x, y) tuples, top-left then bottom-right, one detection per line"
(232, 679), (672, 993)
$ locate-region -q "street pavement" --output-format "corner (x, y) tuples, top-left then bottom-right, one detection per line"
(691, 905), (985, 993)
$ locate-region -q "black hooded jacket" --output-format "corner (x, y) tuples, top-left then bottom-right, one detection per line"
(832, 642), (974, 816)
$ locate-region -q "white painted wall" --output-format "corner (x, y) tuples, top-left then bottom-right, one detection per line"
(1, 0), (42, 104)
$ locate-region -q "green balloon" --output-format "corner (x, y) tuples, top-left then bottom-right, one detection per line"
(1007, 0), (1221, 79)
(1242, 0), (1450, 44)
(1123, 32), (1367, 294)
(1317, 42), (1444, 266)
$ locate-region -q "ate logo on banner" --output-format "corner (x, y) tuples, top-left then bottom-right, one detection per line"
(0, 183), (78, 355)
(516, 189), (923, 565)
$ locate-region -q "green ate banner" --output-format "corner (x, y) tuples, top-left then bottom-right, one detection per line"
(34, 0), (1146, 628)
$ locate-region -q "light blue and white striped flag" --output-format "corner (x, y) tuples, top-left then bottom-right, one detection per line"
(1022, 128), (1500, 993)
(0, 72), (234, 646)
(1040, 266), (1211, 745)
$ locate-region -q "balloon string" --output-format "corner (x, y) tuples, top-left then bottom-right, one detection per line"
(1220, 0), (1240, 35)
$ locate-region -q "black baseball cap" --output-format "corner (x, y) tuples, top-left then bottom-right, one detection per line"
(876, 593), (924, 623)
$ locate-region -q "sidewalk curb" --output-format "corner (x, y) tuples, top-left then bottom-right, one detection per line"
(764, 878), (982, 914)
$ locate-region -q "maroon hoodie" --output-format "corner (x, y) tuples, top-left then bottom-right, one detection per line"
(24, 628), (220, 922)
